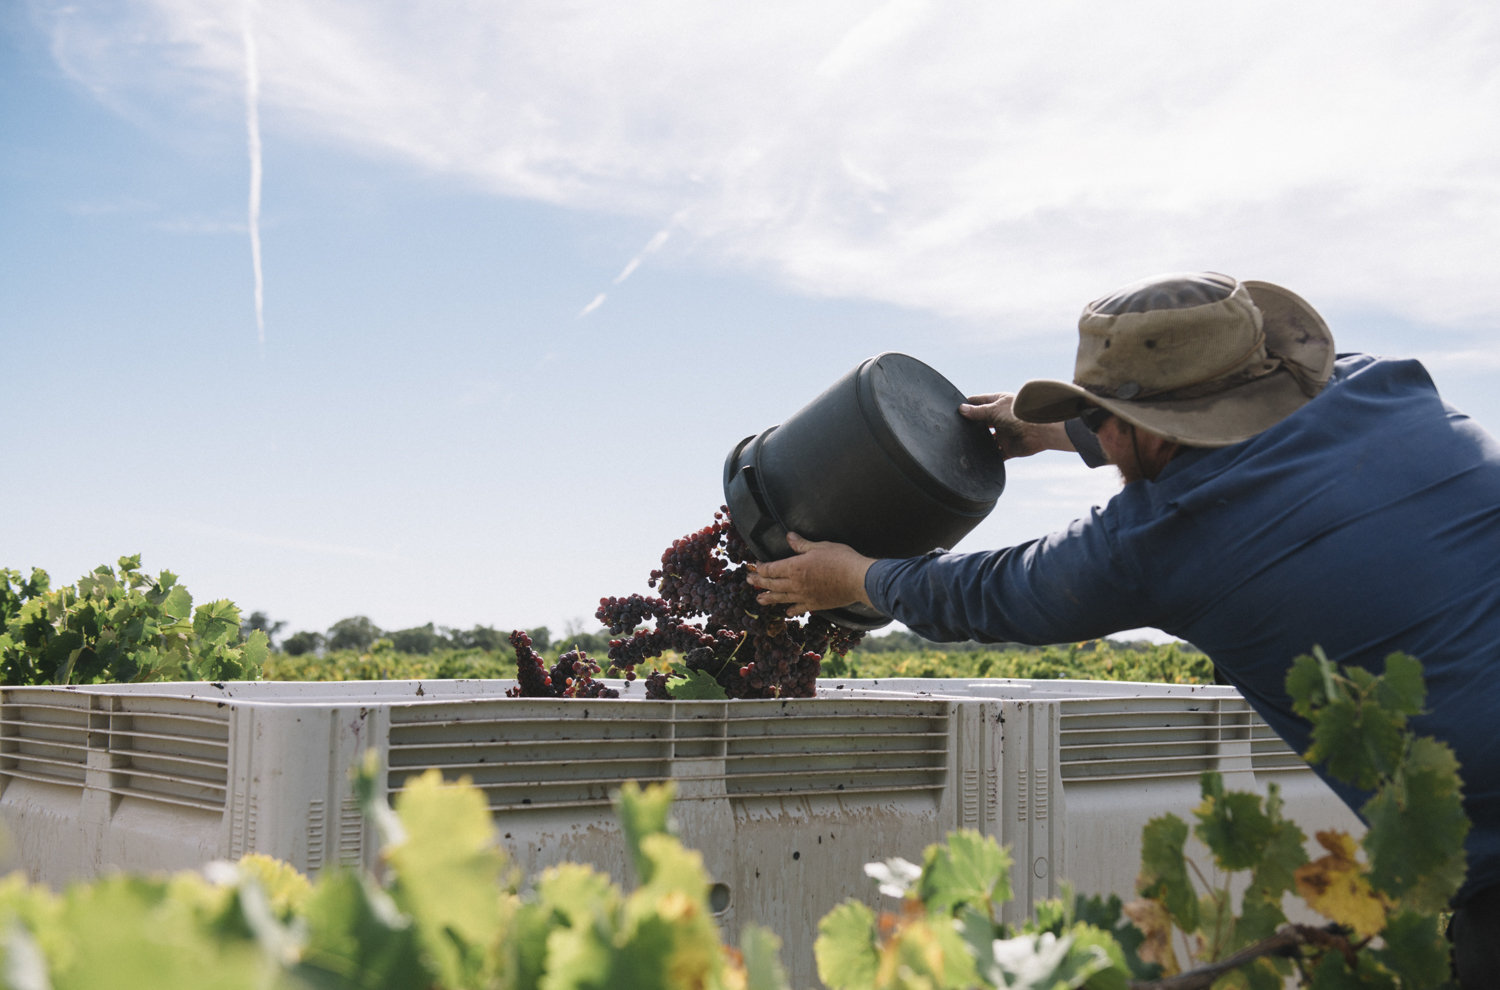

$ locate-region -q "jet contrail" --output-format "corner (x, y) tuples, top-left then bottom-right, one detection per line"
(243, 2), (264, 354)
(578, 225), (673, 318)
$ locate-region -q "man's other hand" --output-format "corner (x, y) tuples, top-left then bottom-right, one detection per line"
(960, 392), (1075, 459)
(745, 533), (876, 617)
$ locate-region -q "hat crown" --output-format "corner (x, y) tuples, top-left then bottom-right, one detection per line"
(1074, 272), (1268, 400)
(1090, 272), (1236, 316)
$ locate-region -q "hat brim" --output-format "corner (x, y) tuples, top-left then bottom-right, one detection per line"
(1013, 280), (1336, 448)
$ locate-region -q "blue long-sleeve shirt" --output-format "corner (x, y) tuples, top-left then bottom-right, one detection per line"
(865, 354), (1500, 902)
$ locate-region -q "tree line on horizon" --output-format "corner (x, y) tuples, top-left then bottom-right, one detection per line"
(242, 611), (1196, 659)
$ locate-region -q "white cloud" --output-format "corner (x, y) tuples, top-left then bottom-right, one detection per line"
(40, 0), (1500, 334)
(578, 292), (606, 317)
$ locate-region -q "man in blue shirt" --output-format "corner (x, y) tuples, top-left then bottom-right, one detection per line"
(746, 272), (1500, 986)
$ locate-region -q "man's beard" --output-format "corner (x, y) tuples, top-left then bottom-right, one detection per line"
(1115, 436), (1146, 485)
(1114, 425), (1149, 485)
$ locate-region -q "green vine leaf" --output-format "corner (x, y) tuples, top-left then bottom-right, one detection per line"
(916, 829), (1013, 917)
(814, 900), (879, 990)
(1361, 736), (1469, 910)
(1194, 772), (1275, 872)
(664, 665), (729, 700)
(1137, 815), (1200, 933)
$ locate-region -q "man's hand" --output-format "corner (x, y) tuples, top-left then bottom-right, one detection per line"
(745, 533), (876, 618)
(960, 392), (1076, 459)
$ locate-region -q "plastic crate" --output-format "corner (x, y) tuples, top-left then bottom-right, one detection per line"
(0, 679), (1359, 987)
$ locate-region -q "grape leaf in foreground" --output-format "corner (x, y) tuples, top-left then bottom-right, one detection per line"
(1294, 831), (1389, 938)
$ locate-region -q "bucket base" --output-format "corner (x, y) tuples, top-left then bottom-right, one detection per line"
(814, 602), (891, 632)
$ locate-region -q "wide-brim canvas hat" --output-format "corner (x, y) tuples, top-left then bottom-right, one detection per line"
(1013, 272), (1336, 448)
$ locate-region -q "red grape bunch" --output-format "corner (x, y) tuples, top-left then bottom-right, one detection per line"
(595, 508), (864, 699)
(505, 629), (619, 699)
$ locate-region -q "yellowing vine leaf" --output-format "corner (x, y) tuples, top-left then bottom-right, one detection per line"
(1294, 831), (1390, 938)
(1121, 898), (1179, 976)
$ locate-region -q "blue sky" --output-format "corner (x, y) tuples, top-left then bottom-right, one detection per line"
(4, 1), (1500, 643)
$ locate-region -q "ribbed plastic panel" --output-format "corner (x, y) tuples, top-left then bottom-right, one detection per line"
(1251, 721), (1308, 771)
(1057, 697), (1304, 782)
(0, 691), (229, 812)
(0, 695), (89, 791)
(386, 699), (949, 813)
(108, 698), (230, 812)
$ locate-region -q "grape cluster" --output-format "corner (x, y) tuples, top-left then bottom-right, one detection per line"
(505, 630), (620, 699)
(597, 594), (665, 635)
(594, 507), (865, 700)
(506, 629), (552, 697)
(643, 669), (673, 700)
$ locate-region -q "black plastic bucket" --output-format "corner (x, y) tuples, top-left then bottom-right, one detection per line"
(723, 352), (1006, 630)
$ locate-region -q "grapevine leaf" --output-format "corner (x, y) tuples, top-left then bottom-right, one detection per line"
(633, 832), (711, 903)
(69, 646), (105, 684)
(387, 768), (507, 989)
(1030, 895), (1070, 935)
(606, 913), (692, 990)
(615, 781), (676, 884)
(1230, 887), (1286, 950)
(55, 874), (268, 990)
(916, 829), (1013, 916)
(1064, 922), (1131, 990)
(1193, 773), (1275, 872)
(298, 870), (428, 989)
(1121, 899), (1179, 976)
(1294, 831), (1389, 938)
(161, 585), (193, 622)
(1374, 653), (1426, 717)
(878, 916), (977, 990)
(192, 600), (241, 650)
(1305, 697), (1405, 791)
(1136, 815), (1199, 933)
(955, 903), (1003, 972)
(45, 631), (82, 683)
(665, 668), (729, 700)
(1074, 893), (1160, 981)
(511, 901), (553, 988)
(1251, 782), (1308, 898)
(239, 630), (269, 678)
(1215, 957), (1290, 990)
(740, 924), (790, 990)
(235, 854), (312, 920)
(814, 900), (880, 990)
(539, 915), (627, 990)
(1287, 652), (1332, 720)
(536, 863), (617, 930)
(1307, 950), (1398, 990)
(1370, 909), (1448, 989)
(1361, 736), (1469, 910)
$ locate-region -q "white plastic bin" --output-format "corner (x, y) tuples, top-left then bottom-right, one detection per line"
(0, 678), (1360, 988)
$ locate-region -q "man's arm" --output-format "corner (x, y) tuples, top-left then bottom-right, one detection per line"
(749, 509), (1155, 644)
(865, 511), (1155, 644)
(959, 392), (1106, 468)
(959, 393), (1075, 458)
